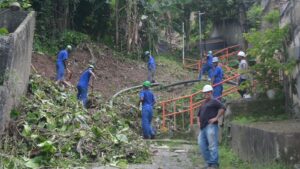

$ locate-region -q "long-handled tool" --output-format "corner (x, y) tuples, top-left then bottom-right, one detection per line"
(66, 68), (73, 81)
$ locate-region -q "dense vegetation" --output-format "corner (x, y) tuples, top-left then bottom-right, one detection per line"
(0, 0), (297, 168)
(0, 0), (252, 56)
(0, 75), (149, 168)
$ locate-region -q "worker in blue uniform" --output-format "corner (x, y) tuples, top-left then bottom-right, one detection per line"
(55, 45), (72, 86)
(198, 51), (213, 81)
(77, 65), (97, 108)
(145, 51), (156, 83)
(138, 81), (156, 139)
(211, 57), (223, 99)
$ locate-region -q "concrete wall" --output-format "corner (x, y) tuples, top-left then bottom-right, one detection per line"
(225, 99), (300, 165)
(230, 120), (300, 165)
(278, 0), (300, 118)
(211, 21), (243, 46)
(0, 10), (36, 133)
(0, 9), (28, 33)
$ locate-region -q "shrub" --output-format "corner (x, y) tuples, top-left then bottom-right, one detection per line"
(59, 30), (90, 49)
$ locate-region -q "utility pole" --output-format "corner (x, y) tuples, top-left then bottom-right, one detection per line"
(182, 22), (185, 65)
(198, 11), (205, 61)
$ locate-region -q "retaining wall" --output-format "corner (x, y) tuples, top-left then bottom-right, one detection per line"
(211, 21), (243, 46)
(225, 98), (300, 165)
(230, 120), (300, 165)
(0, 9), (36, 133)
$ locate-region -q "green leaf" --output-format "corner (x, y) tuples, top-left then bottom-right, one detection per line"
(0, 27), (9, 35)
(117, 159), (128, 169)
(25, 159), (40, 169)
(116, 134), (128, 143)
(10, 109), (20, 119)
(92, 126), (102, 138)
(22, 124), (31, 137)
(30, 134), (39, 139)
(37, 140), (57, 154)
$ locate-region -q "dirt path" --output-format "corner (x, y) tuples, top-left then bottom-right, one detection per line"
(92, 140), (204, 169)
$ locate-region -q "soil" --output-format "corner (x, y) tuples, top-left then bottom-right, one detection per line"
(31, 44), (193, 100)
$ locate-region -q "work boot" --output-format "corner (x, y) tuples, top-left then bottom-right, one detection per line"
(143, 136), (150, 140)
(208, 164), (219, 169)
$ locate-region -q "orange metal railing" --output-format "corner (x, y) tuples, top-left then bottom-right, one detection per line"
(160, 74), (240, 129)
(183, 45), (241, 73)
(183, 58), (202, 71)
(160, 45), (242, 131)
(214, 44), (241, 66)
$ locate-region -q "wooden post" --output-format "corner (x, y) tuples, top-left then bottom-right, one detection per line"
(189, 96), (194, 127)
(182, 22), (185, 65)
(173, 101), (176, 130)
(226, 48), (229, 65)
(162, 102), (166, 128)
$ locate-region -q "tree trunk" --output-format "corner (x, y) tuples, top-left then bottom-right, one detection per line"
(126, 0), (140, 54)
(184, 4), (191, 53)
(239, 1), (248, 50)
(115, 0), (119, 50)
(133, 0), (139, 51)
(126, 0), (133, 52)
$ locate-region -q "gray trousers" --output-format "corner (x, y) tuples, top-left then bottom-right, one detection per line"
(148, 69), (155, 82)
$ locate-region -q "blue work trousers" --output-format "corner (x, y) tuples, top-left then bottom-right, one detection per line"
(198, 124), (219, 167)
(77, 86), (88, 107)
(141, 105), (155, 139)
(198, 64), (213, 80)
(213, 85), (223, 100)
(148, 69), (156, 82)
(56, 63), (65, 81)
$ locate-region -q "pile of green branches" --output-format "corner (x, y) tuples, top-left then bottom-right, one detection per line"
(0, 74), (149, 169)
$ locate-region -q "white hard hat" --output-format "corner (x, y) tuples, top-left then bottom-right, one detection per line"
(145, 51), (150, 55)
(89, 65), (95, 69)
(203, 85), (213, 93)
(66, 45), (72, 50)
(238, 51), (246, 57)
(212, 57), (219, 63)
(10, 2), (21, 11)
(208, 51), (213, 54)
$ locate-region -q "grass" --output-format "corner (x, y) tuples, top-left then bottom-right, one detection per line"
(188, 144), (206, 168)
(232, 113), (290, 124)
(156, 54), (194, 78)
(219, 145), (292, 169)
(219, 145), (252, 169)
(188, 144), (292, 169)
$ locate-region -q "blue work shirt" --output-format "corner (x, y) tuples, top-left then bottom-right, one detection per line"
(207, 54), (213, 66)
(148, 56), (156, 70)
(212, 66), (223, 84)
(77, 68), (93, 88)
(57, 50), (69, 65)
(139, 89), (155, 107)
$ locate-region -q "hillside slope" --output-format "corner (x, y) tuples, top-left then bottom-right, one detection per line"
(32, 43), (194, 100)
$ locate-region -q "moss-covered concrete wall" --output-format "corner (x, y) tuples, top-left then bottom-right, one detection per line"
(0, 10), (36, 133)
(230, 120), (300, 165)
(279, 0), (300, 118)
